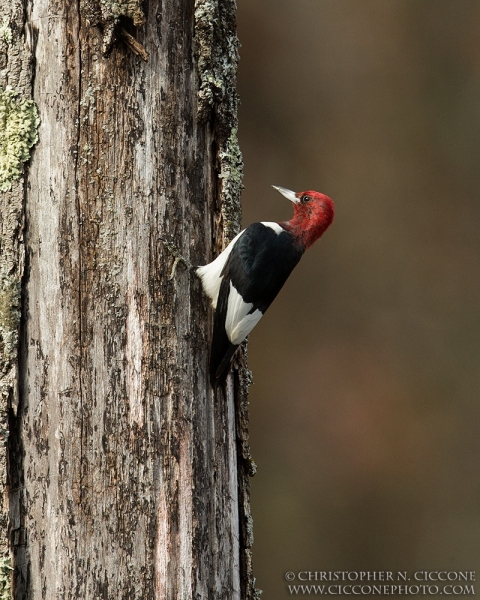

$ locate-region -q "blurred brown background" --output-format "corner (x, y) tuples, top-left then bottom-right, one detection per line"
(236, 0), (480, 597)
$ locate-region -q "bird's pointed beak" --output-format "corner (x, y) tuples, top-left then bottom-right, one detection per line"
(272, 185), (299, 204)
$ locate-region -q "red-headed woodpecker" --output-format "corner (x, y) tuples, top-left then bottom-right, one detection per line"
(197, 186), (335, 386)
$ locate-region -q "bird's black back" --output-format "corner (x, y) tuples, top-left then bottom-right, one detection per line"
(210, 223), (304, 386)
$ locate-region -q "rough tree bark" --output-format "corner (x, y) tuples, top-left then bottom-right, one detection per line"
(0, 1), (257, 598)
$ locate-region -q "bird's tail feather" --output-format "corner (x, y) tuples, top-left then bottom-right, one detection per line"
(210, 278), (238, 387)
(211, 343), (239, 388)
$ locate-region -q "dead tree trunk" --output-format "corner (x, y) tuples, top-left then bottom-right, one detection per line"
(1, 1), (257, 598)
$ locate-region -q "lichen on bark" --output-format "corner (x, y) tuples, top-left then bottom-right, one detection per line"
(0, 86), (39, 192)
(0, 556), (12, 600)
(194, 0), (244, 244)
(81, 0), (145, 26)
(0, 276), (20, 359)
(219, 126), (243, 243)
(0, 18), (12, 45)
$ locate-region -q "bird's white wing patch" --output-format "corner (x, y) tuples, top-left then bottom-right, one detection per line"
(260, 221), (284, 235)
(229, 310), (263, 346)
(225, 282), (263, 345)
(196, 230), (244, 309)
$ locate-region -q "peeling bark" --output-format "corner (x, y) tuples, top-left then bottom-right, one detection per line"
(2, 0), (258, 598)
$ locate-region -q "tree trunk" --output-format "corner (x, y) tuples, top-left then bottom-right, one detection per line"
(1, 1), (257, 598)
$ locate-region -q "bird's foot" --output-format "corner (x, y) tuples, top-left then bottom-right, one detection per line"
(159, 237), (194, 280)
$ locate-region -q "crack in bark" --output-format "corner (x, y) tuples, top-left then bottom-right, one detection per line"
(74, 0), (86, 507)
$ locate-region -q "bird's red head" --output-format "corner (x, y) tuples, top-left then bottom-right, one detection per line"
(273, 186), (335, 249)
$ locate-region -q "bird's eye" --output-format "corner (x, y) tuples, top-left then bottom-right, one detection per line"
(302, 195), (312, 203)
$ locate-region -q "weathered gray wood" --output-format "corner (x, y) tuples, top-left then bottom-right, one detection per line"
(3, 0), (257, 598)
